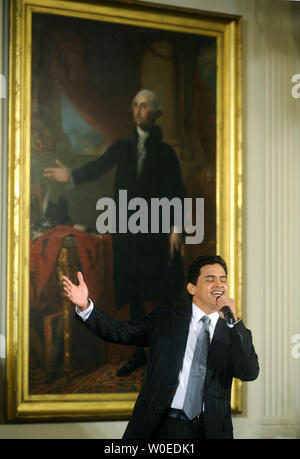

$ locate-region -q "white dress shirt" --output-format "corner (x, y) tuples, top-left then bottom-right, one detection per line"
(170, 303), (219, 410)
(136, 126), (149, 176)
(75, 299), (94, 321)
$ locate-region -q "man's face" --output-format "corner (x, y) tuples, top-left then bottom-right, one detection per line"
(187, 264), (228, 313)
(132, 93), (155, 131)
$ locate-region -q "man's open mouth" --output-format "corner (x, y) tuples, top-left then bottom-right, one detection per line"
(211, 291), (224, 298)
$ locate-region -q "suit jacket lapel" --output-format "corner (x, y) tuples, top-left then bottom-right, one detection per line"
(205, 317), (231, 387)
(171, 302), (192, 376)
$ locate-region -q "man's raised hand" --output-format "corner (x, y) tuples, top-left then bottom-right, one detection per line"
(44, 159), (69, 182)
(62, 271), (89, 311)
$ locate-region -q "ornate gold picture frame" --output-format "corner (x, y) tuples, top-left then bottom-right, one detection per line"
(7, 0), (242, 420)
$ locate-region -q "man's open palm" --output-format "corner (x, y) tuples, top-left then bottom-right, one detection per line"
(62, 271), (89, 311)
(44, 159), (69, 182)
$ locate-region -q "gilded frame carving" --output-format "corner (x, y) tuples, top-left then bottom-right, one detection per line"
(6, 0), (242, 420)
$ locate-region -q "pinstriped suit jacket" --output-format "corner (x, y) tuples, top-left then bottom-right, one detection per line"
(75, 298), (259, 439)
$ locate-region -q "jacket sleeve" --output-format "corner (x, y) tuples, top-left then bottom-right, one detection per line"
(167, 147), (185, 200)
(164, 145), (185, 230)
(71, 140), (121, 185)
(228, 320), (259, 381)
(74, 305), (159, 347)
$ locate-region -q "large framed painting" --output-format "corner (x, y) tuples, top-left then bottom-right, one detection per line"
(6, 0), (242, 420)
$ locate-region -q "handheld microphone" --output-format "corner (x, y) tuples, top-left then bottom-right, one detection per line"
(215, 294), (235, 327)
(220, 306), (235, 327)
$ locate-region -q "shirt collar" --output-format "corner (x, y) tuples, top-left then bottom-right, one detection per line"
(137, 125), (150, 139)
(192, 302), (219, 329)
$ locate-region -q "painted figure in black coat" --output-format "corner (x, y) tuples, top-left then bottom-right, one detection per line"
(62, 255), (259, 439)
(44, 90), (185, 376)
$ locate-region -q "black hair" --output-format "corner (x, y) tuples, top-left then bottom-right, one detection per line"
(187, 255), (228, 286)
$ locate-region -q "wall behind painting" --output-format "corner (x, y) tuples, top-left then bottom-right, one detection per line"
(0, 0), (300, 438)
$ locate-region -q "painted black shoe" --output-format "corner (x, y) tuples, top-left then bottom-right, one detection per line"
(116, 355), (147, 377)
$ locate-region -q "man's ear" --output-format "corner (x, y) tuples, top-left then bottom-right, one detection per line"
(186, 282), (196, 296)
